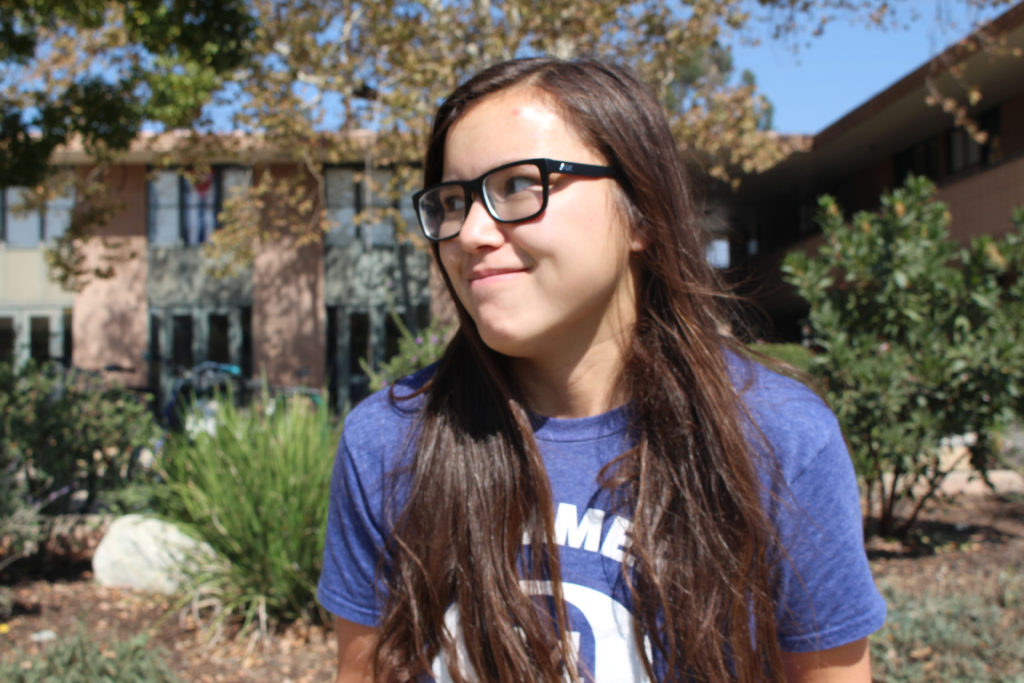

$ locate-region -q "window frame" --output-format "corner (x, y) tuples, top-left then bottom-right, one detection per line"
(147, 165), (250, 247)
(946, 107), (1001, 177)
(324, 164), (403, 247)
(1, 182), (75, 248)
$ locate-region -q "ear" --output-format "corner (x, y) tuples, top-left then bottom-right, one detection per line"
(612, 186), (650, 252)
(628, 225), (651, 252)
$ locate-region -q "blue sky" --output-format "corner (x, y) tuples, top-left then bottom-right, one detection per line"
(732, 2), (1011, 134)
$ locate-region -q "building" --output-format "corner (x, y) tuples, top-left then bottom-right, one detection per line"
(728, 2), (1024, 338)
(0, 185), (74, 369)
(0, 137), (431, 409)
(7, 3), (1023, 391)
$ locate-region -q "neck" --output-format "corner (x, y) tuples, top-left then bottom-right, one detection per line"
(511, 333), (630, 419)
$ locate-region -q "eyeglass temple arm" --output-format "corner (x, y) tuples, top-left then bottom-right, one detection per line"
(542, 159), (619, 179)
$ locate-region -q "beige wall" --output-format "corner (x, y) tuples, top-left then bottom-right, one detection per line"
(0, 247), (75, 304)
(0, 247), (74, 366)
(253, 238), (325, 388)
(252, 166), (325, 388)
(939, 154), (1024, 243)
(72, 165), (149, 387)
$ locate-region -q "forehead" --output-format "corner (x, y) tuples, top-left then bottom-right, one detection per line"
(441, 86), (597, 181)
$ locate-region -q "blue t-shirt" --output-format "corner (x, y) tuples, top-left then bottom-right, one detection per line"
(318, 359), (886, 680)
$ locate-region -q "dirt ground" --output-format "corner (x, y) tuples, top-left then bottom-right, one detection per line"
(2, 493), (1023, 682)
(0, 575), (337, 682)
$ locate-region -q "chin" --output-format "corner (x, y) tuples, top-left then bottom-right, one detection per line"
(476, 326), (532, 359)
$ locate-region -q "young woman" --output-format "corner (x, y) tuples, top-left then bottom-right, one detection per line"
(318, 57), (886, 682)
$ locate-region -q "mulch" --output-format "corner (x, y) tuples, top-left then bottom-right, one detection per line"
(2, 493), (1023, 681)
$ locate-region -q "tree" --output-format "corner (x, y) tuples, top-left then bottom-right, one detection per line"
(1, 0), (257, 286)
(0, 0), (255, 187)
(783, 176), (1024, 537)
(4, 0), (1018, 288)
(5, 0), (792, 288)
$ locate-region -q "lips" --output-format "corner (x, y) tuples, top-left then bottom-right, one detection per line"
(467, 266), (528, 283)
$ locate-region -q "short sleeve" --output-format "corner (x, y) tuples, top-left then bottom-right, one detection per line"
(317, 425), (390, 626)
(317, 368), (432, 627)
(772, 420), (887, 652)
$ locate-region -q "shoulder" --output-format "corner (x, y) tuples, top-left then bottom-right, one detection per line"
(341, 364), (436, 463)
(728, 354), (844, 484)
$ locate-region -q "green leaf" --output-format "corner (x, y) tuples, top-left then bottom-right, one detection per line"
(782, 175), (1024, 537)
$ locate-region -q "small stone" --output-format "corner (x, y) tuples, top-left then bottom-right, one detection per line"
(30, 629), (57, 643)
(92, 514), (217, 595)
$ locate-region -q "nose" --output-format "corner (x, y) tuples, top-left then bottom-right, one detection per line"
(455, 193), (505, 250)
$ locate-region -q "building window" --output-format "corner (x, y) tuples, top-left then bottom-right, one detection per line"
(1, 185), (75, 247)
(240, 306), (252, 379)
(29, 316), (51, 364)
(149, 171), (182, 245)
(893, 135), (943, 183)
(46, 188), (74, 242)
(324, 166), (398, 246)
(948, 128), (982, 174)
(384, 314), (402, 360)
(61, 308), (72, 366)
(0, 316), (14, 365)
(147, 166), (250, 246)
(183, 171), (217, 245)
(208, 313), (230, 364)
(947, 108), (1001, 175)
(0, 310), (71, 370)
(150, 307), (249, 406)
(706, 238), (731, 269)
(172, 314), (194, 369)
(365, 169), (396, 246)
(348, 311), (371, 403)
(149, 312), (162, 396)
(325, 167), (358, 245)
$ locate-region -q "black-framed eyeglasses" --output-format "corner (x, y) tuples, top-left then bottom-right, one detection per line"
(412, 158), (620, 242)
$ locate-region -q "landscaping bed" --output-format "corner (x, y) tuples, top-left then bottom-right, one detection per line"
(2, 493), (1022, 682)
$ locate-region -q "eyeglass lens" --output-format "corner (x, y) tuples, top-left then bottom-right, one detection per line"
(418, 162), (546, 240)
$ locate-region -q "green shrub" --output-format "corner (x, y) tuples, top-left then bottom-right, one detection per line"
(0, 361), (159, 515)
(362, 308), (453, 392)
(0, 504), (46, 574)
(0, 623), (180, 682)
(1, 361), (159, 572)
(1, 443), (41, 573)
(783, 177), (1024, 536)
(156, 387), (341, 635)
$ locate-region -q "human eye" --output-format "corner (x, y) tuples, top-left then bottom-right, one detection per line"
(487, 164), (542, 201)
(438, 187), (466, 213)
(503, 175), (541, 195)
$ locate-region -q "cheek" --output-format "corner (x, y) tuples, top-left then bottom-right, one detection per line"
(437, 245), (468, 300)
(437, 243), (459, 278)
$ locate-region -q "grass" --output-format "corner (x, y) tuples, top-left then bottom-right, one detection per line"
(750, 342), (814, 375)
(871, 571), (1024, 682)
(0, 621), (180, 682)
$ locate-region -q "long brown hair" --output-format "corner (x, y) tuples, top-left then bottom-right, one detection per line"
(375, 57), (783, 682)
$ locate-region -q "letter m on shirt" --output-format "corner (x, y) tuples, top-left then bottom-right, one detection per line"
(554, 503), (606, 553)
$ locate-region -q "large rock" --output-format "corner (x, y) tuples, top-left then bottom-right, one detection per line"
(92, 514), (216, 595)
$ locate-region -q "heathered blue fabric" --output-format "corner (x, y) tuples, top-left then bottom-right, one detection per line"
(317, 358), (886, 676)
